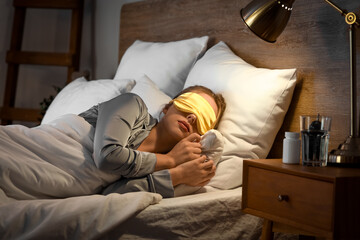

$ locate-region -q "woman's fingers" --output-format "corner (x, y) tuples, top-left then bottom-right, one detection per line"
(168, 133), (203, 166)
(182, 133), (202, 149)
(194, 163), (216, 186)
(185, 132), (202, 143)
(197, 179), (211, 186)
(197, 157), (215, 169)
(172, 157), (217, 187)
(196, 157), (216, 177)
(202, 159), (214, 167)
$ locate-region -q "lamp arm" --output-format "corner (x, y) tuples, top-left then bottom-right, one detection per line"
(324, 0), (346, 16)
(324, 0), (359, 136)
(349, 24), (357, 137)
(324, 0), (360, 27)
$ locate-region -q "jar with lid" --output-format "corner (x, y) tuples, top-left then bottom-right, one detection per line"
(282, 132), (300, 164)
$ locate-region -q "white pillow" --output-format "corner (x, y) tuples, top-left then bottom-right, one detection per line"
(184, 41), (297, 189)
(131, 75), (172, 120)
(41, 77), (135, 124)
(113, 36), (209, 98)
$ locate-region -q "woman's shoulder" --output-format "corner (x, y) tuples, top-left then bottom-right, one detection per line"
(97, 93), (149, 121)
(109, 92), (143, 104)
(107, 93), (147, 111)
(113, 92), (141, 101)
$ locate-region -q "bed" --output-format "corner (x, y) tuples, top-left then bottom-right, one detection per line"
(1, 0), (357, 239)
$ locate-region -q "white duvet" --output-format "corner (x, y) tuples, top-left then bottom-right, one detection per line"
(0, 115), (162, 239)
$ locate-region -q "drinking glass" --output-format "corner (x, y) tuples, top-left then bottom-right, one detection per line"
(300, 115), (331, 166)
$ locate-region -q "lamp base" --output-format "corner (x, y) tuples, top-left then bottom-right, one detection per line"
(328, 136), (360, 167)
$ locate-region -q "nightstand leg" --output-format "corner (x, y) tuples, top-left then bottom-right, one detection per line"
(261, 219), (274, 240)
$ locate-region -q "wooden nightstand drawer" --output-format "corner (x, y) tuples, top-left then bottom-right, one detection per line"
(246, 166), (334, 231)
(242, 159), (360, 239)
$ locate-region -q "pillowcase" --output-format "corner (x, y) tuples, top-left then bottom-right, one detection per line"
(184, 41), (297, 189)
(113, 36), (209, 98)
(41, 77), (135, 124)
(130, 75), (172, 120)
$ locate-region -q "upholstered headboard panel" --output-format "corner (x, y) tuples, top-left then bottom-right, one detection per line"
(119, 0), (360, 158)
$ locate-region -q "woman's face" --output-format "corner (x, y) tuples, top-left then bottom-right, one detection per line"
(160, 92), (218, 142)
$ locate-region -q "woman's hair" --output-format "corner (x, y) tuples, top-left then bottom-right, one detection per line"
(164, 85), (226, 129)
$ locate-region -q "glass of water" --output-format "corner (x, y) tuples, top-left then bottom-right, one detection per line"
(300, 114), (331, 166)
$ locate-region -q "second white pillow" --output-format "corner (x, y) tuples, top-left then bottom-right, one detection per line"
(114, 37), (209, 98)
(131, 75), (172, 120)
(41, 77), (135, 124)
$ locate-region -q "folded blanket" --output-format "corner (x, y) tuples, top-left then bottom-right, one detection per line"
(0, 115), (162, 239)
(0, 192), (161, 240)
(0, 114), (121, 201)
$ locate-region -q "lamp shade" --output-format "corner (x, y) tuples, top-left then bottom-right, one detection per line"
(240, 0), (295, 43)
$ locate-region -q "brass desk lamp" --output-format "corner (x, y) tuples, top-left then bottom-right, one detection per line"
(240, 0), (360, 166)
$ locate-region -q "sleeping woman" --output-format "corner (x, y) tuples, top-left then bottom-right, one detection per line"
(0, 85), (225, 200)
(79, 85), (226, 198)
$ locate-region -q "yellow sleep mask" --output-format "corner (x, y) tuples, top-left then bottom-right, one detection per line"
(172, 92), (216, 135)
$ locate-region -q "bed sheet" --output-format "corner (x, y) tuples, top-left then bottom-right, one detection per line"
(111, 187), (264, 240)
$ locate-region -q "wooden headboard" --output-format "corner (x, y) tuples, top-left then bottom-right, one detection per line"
(119, 0), (360, 158)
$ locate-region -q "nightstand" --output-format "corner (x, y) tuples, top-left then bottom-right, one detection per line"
(242, 159), (360, 240)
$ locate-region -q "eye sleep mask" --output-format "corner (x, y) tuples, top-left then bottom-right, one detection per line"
(172, 92), (216, 135)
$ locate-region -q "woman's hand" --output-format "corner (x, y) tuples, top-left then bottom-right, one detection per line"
(166, 133), (202, 167)
(170, 155), (216, 187)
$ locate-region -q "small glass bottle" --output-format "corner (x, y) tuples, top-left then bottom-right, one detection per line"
(282, 132), (300, 164)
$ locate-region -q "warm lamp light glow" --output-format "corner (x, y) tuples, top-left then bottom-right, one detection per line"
(240, 0), (360, 166)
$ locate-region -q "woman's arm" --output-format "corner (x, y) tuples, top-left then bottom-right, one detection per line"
(93, 93), (157, 177)
(102, 169), (174, 198)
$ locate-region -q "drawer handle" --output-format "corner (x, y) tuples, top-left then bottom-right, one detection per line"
(277, 194), (289, 202)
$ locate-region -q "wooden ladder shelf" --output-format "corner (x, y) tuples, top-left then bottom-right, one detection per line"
(0, 0), (84, 125)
